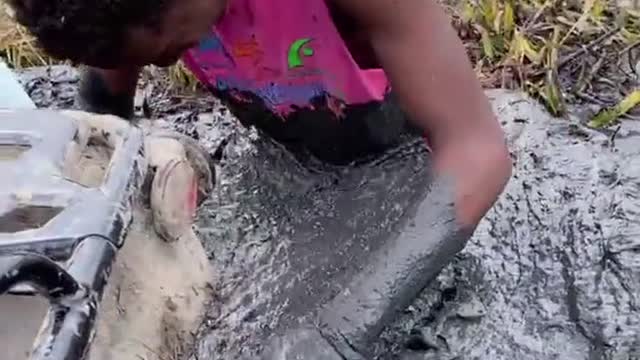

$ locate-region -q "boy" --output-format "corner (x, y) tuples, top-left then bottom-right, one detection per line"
(8, 0), (511, 233)
(8, 0), (513, 355)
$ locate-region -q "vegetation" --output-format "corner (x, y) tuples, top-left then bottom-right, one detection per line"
(449, 0), (640, 127)
(0, 7), (53, 68)
(2, 0), (640, 127)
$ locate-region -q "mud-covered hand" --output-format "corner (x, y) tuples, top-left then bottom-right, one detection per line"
(145, 130), (215, 242)
(76, 67), (140, 120)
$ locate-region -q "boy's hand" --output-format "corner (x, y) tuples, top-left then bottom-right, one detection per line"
(334, 0), (512, 231)
(432, 131), (511, 230)
(77, 67), (140, 120)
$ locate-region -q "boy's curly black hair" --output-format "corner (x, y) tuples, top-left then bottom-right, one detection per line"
(7, 0), (170, 67)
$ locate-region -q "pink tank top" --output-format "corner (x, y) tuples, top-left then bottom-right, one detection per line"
(182, 0), (389, 117)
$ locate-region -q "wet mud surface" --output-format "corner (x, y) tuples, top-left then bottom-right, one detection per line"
(16, 66), (640, 359)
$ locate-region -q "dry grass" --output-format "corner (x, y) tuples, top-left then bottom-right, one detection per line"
(0, 6), (55, 68)
(167, 61), (201, 93)
(448, 0), (640, 126)
(2, 0), (640, 127)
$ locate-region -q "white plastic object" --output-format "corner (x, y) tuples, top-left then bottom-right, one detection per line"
(0, 60), (36, 109)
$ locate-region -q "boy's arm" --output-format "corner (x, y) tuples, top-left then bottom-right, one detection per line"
(77, 66), (140, 120)
(334, 0), (512, 230)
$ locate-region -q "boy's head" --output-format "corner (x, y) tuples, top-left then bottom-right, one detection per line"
(7, 0), (227, 68)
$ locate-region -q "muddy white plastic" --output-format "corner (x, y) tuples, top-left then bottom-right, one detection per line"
(0, 61), (36, 109)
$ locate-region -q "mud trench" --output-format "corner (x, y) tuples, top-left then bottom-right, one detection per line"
(16, 66), (640, 360)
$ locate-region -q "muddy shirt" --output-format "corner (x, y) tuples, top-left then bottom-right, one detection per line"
(182, 0), (422, 164)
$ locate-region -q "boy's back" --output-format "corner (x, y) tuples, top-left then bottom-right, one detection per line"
(182, 0), (421, 164)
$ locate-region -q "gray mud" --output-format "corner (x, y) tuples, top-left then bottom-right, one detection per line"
(16, 66), (640, 360)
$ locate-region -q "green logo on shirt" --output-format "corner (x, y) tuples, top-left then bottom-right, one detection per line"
(288, 38), (314, 69)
